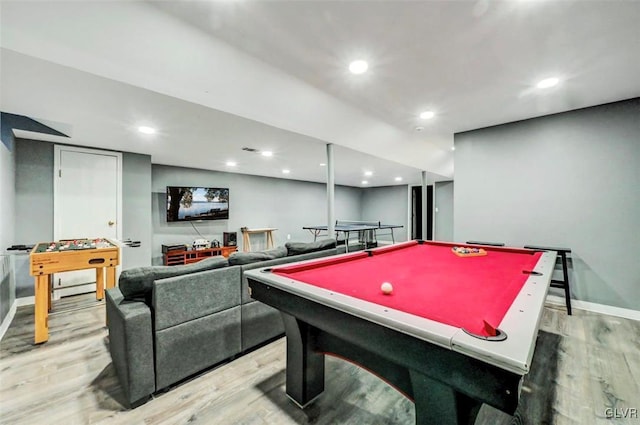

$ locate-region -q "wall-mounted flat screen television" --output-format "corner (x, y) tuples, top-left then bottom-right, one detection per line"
(166, 186), (229, 222)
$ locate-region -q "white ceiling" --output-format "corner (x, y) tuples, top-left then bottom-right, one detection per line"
(1, 1), (639, 187)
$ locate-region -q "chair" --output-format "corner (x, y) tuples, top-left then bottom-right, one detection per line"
(524, 245), (572, 315)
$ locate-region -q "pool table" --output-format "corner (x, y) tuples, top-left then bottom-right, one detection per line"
(245, 240), (557, 425)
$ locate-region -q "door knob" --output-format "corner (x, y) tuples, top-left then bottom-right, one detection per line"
(108, 221), (115, 226)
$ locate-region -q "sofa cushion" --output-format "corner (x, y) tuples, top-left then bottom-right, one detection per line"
(285, 239), (337, 256)
(228, 246), (288, 266)
(119, 256), (229, 299)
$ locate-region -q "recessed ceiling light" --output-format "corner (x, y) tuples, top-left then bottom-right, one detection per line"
(282, 169), (290, 174)
(451, 146), (456, 151)
(537, 77), (559, 89)
(361, 180), (368, 185)
(138, 126), (156, 134)
(319, 163), (326, 167)
(364, 171), (373, 177)
(395, 177), (403, 182)
(261, 151), (273, 157)
(226, 161), (237, 167)
(349, 60), (368, 75)
(419, 111), (435, 120)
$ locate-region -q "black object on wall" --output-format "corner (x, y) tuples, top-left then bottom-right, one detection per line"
(411, 185), (433, 241)
(166, 186), (230, 222)
(223, 232), (237, 247)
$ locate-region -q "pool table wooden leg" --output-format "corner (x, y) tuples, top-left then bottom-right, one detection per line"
(281, 312), (325, 408)
(409, 369), (482, 425)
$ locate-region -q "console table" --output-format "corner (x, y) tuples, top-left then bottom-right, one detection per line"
(241, 227), (277, 252)
(163, 246), (237, 266)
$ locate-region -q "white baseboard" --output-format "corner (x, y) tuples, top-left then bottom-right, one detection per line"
(0, 300), (17, 342)
(16, 296), (35, 307)
(546, 295), (640, 321)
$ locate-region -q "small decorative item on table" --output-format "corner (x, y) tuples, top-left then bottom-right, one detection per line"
(452, 246), (487, 257)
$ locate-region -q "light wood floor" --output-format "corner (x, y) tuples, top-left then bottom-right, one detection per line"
(1, 295), (638, 425)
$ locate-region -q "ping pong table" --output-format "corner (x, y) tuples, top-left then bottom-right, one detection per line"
(303, 220), (404, 252)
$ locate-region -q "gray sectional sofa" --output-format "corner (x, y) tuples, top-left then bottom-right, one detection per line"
(105, 239), (341, 407)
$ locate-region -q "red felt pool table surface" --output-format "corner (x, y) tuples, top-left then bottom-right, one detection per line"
(272, 241), (543, 336)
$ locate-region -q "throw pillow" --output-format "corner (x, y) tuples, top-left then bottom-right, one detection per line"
(228, 246), (288, 266)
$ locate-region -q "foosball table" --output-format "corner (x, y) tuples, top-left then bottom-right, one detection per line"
(29, 238), (120, 343)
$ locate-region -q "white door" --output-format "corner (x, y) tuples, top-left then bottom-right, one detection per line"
(54, 146), (122, 297)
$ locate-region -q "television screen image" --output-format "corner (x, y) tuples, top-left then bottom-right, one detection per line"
(166, 187), (229, 222)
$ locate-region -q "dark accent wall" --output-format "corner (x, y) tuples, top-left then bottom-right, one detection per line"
(454, 98), (640, 310)
(1, 112), (68, 150)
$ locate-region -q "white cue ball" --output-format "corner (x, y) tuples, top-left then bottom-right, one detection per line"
(381, 282), (393, 294)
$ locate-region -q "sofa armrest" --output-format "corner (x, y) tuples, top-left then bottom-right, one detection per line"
(106, 287), (155, 407)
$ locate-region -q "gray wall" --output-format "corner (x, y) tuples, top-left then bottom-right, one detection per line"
(122, 153), (152, 269)
(434, 181), (454, 242)
(454, 98), (640, 310)
(0, 256), (11, 327)
(152, 164), (363, 265)
(15, 139), (54, 244)
(361, 185), (409, 243)
(0, 141), (16, 326)
(13, 139), (153, 297)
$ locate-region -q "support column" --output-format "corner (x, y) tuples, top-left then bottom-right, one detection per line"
(326, 144), (335, 237)
(421, 171), (428, 241)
